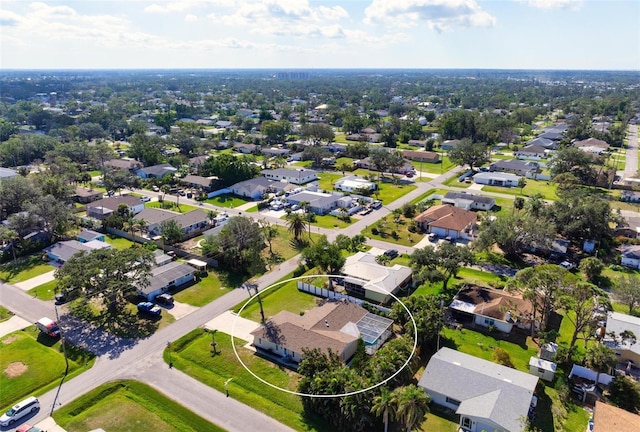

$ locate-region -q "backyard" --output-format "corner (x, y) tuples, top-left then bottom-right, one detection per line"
(205, 193), (253, 208)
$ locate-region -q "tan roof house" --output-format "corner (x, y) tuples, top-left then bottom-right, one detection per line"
(414, 204), (477, 240)
(592, 401), (640, 432)
(250, 300), (393, 364)
(401, 150), (440, 163)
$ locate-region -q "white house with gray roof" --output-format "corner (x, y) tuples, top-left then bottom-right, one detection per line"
(287, 191), (344, 215)
(604, 311), (640, 366)
(621, 245), (640, 269)
(473, 172), (522, 187)
(442, 192), (495, 211)
(418, 348), (538, 432)
(137, 261), (196, 301)
(341, 251), (413, 304)
(261, 168), (318, 185)
(44, 239), (111, 264)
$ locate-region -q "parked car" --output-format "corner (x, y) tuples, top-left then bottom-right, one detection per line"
(383, 249), (399, 259)
(560, 261), (576, 270)
(140, 196), (151, 202)
(0, 397), (40, 427)
(444, 236), (455, 243)
(428, 233), (438, 242)
(186, 192), (193, 199)
(35, 317), (60, 338)
(106, 190), (115, 196)
(152, 185), (160, 192)
(178, 190), (186, 196)
(155, 293), (174, 306)
(137, 302), (161, 316)
(371, 200), (382, 209)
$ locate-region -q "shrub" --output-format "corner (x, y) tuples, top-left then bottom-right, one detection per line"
(492, 347), (514, 368)
(371, 227), (379, 235)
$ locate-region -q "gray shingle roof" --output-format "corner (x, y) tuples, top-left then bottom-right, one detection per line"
(141, 261), (195, 295)
(444, 192), (495, 205)
(418, 348), (538, 432)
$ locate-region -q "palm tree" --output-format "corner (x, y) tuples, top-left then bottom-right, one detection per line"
(133, 218), (147, 236)
(585, 344), (617, 390)
(392, 385), (431, 432)
(371, 387), (396, 432)
(287, 212), (307, 241)
(206, 210), (218, 226)
(0, 228), (19, 265)
(160, 184), (170, 201)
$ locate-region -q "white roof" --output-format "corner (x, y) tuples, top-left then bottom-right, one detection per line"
(605, 311), (640, 355)
(342, 252), (412, 295)
(529, 357), (557, 372)
(449, 299), (476, 314)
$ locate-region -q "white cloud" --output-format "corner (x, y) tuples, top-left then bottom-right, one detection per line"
(523, 0), (583, 9)
(144, 0), (236, 14)
(364, 0), (496, 31)
(0, 8), (23, 26)
(185, 14), (198, 22)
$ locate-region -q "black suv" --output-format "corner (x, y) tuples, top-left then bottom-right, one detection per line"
(383, 249), (399, 259)
(155, 293), (174, 306)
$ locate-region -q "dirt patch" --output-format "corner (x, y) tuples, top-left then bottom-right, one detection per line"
(2, 335), (18, 344)
(5, 361), (28, 378)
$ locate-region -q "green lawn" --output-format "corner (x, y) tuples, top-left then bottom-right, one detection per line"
(146, 201), (200, 213)
(0, 255), (53, 284)
(1, 327), (95, 410)
(309, 214), (352, 229)
(376, 182), (417, 205)
(409, 189), (438, 205)
(173, 273), (234, 307)
(415, 406), (459, 432)
(205, 194), (253, 208)
(167, 329), (328, 432)
(292, 160), (314, 168)
(482, 179), (558, 201)
(441, 175), (472, 189)
(412, 156), (456, 174)
(0, 305), (11, 322)
(317, 172), (343, 191)
(28, 279), (58, 300)
(364, 216), (423, 247)
(267, 226), (322, 261)
(53, 380), (224, 432)
(104, 234), (136, 250)
(455, 268), (507, 289)
(235, 274), (320, 322)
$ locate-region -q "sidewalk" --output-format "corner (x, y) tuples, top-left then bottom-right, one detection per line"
(0, 315), (31, 338)
(14, 270), (56, 291)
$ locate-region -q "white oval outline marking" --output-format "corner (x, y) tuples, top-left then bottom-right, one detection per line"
(231, 274), (418, 398)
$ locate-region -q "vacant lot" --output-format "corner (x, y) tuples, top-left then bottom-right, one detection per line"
(53, 380), (224, 432)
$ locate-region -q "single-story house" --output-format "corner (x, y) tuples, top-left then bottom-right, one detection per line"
(137, 261), (196, 301)
(229, 177), (273, 199)
(104, 158), (143, 173)
(354, 157), (414, 175)
(261, 168), (318, 185)
(135, 208), (209, 237)
(450, 285), (535, 334)
(188, 155), (209, 170)
(180, 174), (217, 192)
(574, 137), (609, 152)
(233, 143), (258, 154)
(592, 400), (640, 432)
(136, 163), (177, 179)
(341, 251), (413, 304)
(250, 300), (393, 363)
(414, 204), (477, 240)
(529, 357), (556, 382)
(408, 139), (427, 147)
(401, 150), (439, 163)
(489, 159), (539, 176)
(442, 192), (495, 211)
(261, 147), (290, 157)
(44, 239), (111, 264)
(514, 144), (548, 160)
(215, 120), (233, 129)
(334, 176), (377, 193)
(621, 190), (640, 203)
(86, 195), (145, 220)
(603, 311), (640, 365)
(526, 137), (555, 149)
(73, 186), (103, 204)
(76, 229), (105, 243)
(154, 249), (173, 267)
(473, 172), (522, 187)
(418, 347), (538, 432)
(621, 245), (640, 269)
(286, 191), (343, 215)
(0, 167), (18, 180)
(441, 139), (460, 150)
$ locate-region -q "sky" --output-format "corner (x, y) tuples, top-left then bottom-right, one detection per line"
(1, 0), (639, 70)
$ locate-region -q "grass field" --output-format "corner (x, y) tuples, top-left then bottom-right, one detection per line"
(173, 273), (234, 307)
(0, 328), (95, 410)
(146, 201), (200, 213)
(363, 215), (423, 247)
(104, 234), (136, 250)
(53, 380), (225, 432)
(441, 175), (472, 189)
(0, 255), (53, 284)
(309, 214), (352, 229)
(166, 329), (328, 432)
(205, 194), (253, 208)
(28, 279), (58, 300)
(411, 156), (455, 174)
(482, 179), (558, 201)
(0, 305), (11, 322)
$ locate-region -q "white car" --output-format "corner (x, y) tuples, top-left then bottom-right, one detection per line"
(140, 196), (151, 202)
(0, 396), (40, 426)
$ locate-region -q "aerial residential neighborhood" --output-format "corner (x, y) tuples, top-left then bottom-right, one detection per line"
(1, 4), (640, 432)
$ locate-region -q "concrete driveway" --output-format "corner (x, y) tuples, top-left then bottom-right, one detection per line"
(164, 301), (199, 320)
(204, 310), (261, 343)
(0, 315), (32, 338)
(14, 270), (56, 291)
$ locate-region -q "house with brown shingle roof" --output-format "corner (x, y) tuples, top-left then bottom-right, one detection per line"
(414, 204), (478, 240)
(73, 186), (103, 204)
(573, 137), (609, 151)
(250, 300), (393, 363)
(592, 401), (640, 432)
(86, 195), (145, 220)
(401, 150), (440, 163)
(450, 285), (536, 334)
(104, 158), (143, 173)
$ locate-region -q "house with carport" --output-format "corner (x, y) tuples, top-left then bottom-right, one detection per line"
(287, 191), (347, 215)
(334, 176), (377, 193)
(418, 347), (539, 432)
(414, 204), (478, 240)
(341, 251), (413, 304)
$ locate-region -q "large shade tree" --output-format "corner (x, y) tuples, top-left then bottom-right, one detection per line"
(201, 216), (264, 274)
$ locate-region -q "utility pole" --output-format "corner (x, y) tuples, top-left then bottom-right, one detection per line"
(54, 305), (69, 375)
